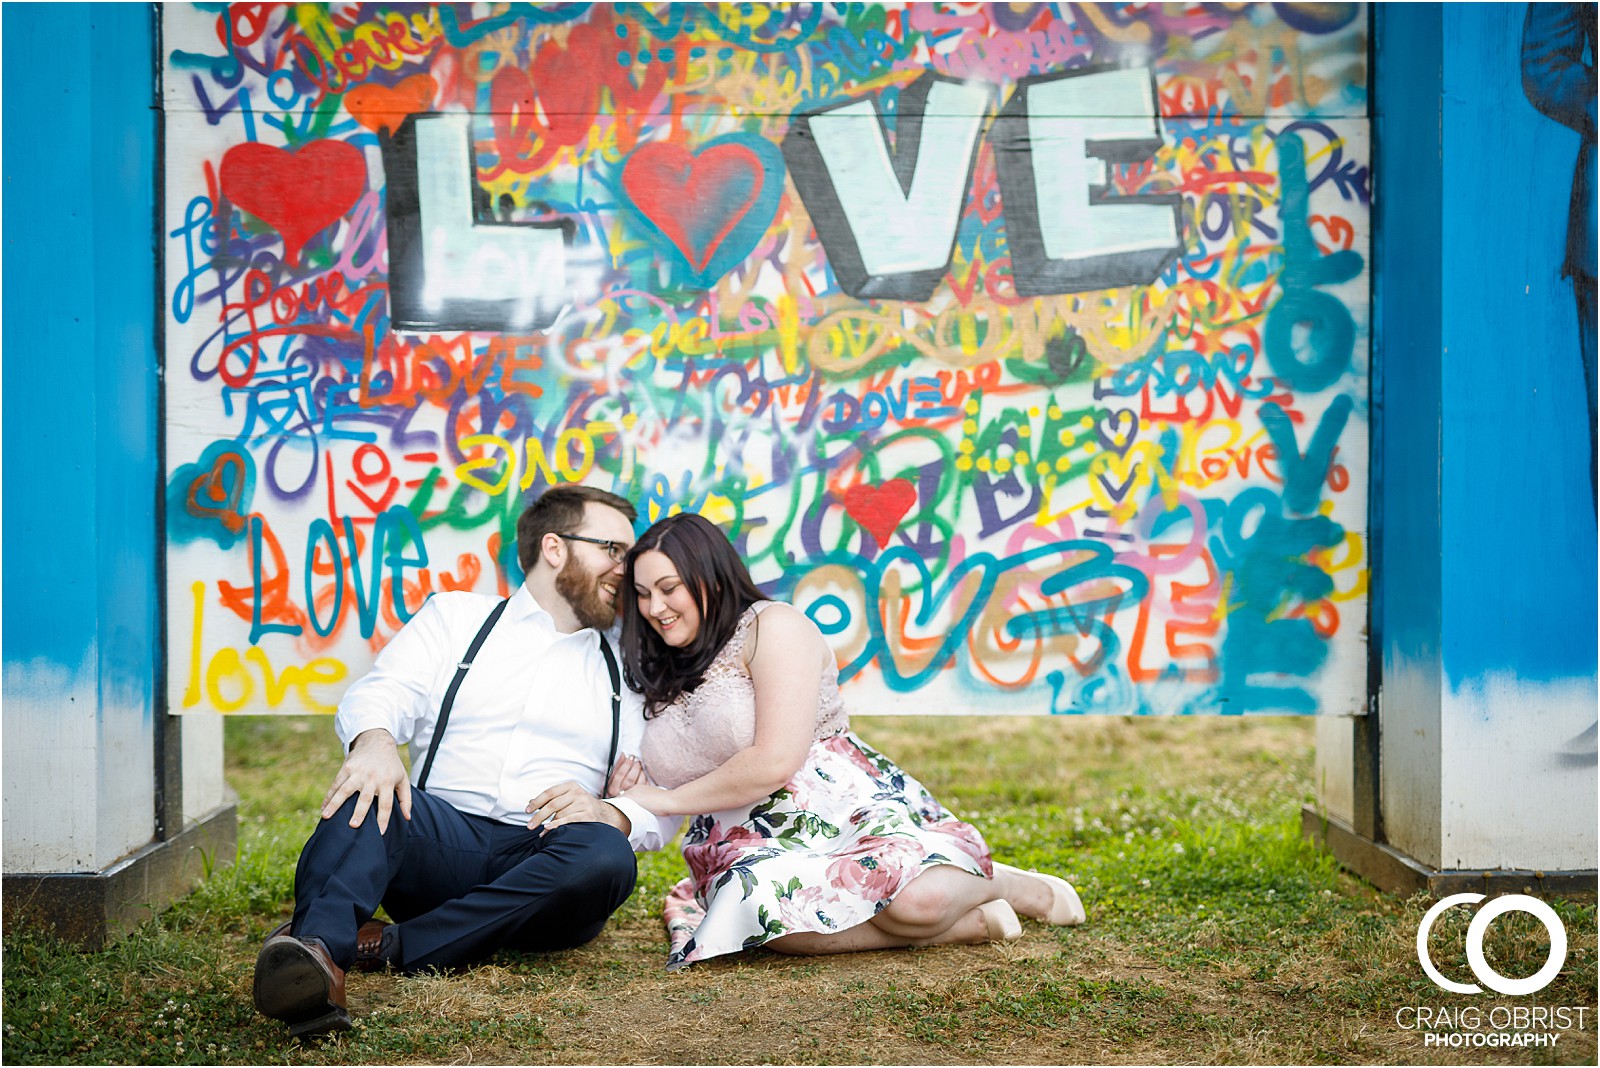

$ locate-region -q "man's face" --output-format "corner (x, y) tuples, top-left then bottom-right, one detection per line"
(553, 502), (634, 630)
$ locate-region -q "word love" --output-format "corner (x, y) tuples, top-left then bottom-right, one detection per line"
(381, 68), (1180, 332)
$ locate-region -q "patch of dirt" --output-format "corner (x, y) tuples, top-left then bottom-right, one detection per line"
(324, 907), (1595, 1066)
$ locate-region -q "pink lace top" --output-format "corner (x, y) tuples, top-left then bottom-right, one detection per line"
(640, 601), (849, 789)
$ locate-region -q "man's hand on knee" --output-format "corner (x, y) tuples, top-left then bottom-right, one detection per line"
(525, 781), (625, 835)
(321, 728), (411, 834)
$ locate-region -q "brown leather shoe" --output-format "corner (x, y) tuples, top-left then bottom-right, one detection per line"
(253, 927), (351, 1039)
(350, 919), (393, 973)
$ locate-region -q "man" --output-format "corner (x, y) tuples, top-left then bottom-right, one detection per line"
(253, 485), (667, 1038)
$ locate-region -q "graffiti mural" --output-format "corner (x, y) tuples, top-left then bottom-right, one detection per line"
(162, 2), (1371, 716)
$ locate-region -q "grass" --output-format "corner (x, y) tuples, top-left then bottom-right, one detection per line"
(3, 714), (1595, 1065)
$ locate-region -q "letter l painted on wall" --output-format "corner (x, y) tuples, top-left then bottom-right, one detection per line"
(383, 114), (572, 332)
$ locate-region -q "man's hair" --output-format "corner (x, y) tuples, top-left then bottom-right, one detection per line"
(516, 485), (636, 573)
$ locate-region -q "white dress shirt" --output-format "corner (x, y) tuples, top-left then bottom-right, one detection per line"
(335, 583), (671, 852)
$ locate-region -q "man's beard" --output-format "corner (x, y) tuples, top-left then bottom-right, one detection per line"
(555, 555), (615, 630)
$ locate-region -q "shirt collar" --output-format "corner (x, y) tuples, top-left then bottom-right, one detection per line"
(510, 582), (554, 627)
(513, 582), (616, 646)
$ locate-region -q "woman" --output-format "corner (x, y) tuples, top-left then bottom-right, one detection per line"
(614, 513), (1084, 970)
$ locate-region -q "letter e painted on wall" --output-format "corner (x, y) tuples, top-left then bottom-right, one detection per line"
(991, 69), (1181, 295)
(383, 114), (574, 333)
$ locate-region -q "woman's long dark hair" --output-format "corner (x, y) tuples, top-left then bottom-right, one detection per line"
(620, 513), (766, 716)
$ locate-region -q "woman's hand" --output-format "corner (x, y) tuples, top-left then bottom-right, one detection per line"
(606, 754), (646, 796)
(621, 783), (676, 815)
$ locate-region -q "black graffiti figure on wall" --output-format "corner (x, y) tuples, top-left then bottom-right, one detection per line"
(1521, 2), (1597, 508)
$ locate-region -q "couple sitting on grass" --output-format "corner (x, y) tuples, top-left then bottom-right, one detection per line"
(253, 485), (1086, 1038)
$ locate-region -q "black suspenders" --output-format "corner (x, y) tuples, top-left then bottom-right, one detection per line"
(415, 599), (623, 795)
(596, 637), (623, 784)
(417, 598), (508, 790)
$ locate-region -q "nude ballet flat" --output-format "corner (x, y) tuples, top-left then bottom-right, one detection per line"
(976, 899), (1023, 942)
(994, 862), (1088, 927)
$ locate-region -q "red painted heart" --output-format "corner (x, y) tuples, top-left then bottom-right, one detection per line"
(621, 141), (764, 272)
(842, 479), (917, 549)
(345, 74), (437, 136)
(184, 447), (250, 535)
(220, 139), (367, 266)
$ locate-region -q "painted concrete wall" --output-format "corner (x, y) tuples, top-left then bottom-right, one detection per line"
(161, 3), (1373, 719)
(1373, 2), (1446, 869)
(1313, 714), (1356, 825)
(183, 714), (228, 826)
(1359, 4), (1598, 873)
(1, 4), (161, 873)
(1, 3), (1585, 886)
(1437, 2), (1596, 870)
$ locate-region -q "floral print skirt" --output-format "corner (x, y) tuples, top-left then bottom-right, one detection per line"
(661, 730), (993, 970)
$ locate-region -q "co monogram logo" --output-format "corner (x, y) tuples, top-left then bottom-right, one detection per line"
(1416, 894), (1568, 996)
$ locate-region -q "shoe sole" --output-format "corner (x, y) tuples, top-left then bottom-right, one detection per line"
(253, 940), (351, 1037)
(287, 1009), (353, 1041)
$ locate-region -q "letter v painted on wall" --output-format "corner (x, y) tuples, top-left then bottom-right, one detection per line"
(1260, 395), (1354, 516)
(782, 73), (995, 301)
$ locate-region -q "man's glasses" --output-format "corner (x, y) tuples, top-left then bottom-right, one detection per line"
(558, 533), (630, 563)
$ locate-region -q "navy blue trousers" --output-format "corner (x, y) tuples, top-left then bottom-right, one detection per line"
(291, 790), (637, 973)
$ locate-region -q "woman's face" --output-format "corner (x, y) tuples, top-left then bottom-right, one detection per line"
(632, 549), (702, 648)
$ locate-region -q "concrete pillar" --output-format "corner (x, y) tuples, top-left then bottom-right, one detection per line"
(1310, 3), (1596, 898)
(1, 3), (234, 946)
